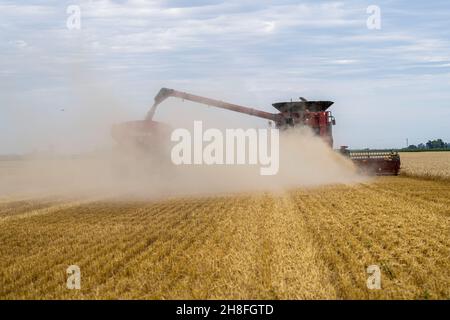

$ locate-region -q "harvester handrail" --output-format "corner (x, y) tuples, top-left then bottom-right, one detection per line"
(349, 150), (399, 159)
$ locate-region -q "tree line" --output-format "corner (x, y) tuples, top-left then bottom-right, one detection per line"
(404, 139), (449, 150)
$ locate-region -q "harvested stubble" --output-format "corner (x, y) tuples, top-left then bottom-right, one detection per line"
(0, 175), (448, 300)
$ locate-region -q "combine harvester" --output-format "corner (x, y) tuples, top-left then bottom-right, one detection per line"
(113, 88), (400, 175)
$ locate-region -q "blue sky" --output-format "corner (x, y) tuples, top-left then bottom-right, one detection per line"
(1, 0), (449, 153)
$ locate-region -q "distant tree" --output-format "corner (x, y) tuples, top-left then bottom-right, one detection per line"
(402, 139), (449, 150)
(435, 139), (445, 148)
(426, 139), (446, 149)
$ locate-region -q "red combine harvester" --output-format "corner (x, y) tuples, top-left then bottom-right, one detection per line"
(112, 88), (400, 175)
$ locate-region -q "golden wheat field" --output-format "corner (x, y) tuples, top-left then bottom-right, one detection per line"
(400, 151), (450, 178)
(0, 152), (449, 300)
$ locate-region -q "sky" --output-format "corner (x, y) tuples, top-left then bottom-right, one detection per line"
(0, 0), (449, 153)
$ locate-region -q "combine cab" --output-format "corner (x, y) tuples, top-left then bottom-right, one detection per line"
(113, 87), (401, 176)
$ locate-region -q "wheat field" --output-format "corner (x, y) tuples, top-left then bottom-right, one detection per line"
(0, 153), (449, 300)
(400, 151), (450, 178)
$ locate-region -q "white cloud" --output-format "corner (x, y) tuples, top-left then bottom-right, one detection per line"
(331, 59), (358, 65)
(0, 3), (55, 16)
(10, 40), (28, 48)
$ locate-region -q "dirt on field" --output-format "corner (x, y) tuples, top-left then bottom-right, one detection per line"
(0, 175), (448, 300)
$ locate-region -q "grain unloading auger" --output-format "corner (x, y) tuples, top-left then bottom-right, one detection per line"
(112, 88), (400, 175)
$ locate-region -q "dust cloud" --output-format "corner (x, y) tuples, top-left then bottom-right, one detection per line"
(1, 73), (366, 199)
(0, 119), (364, 199)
